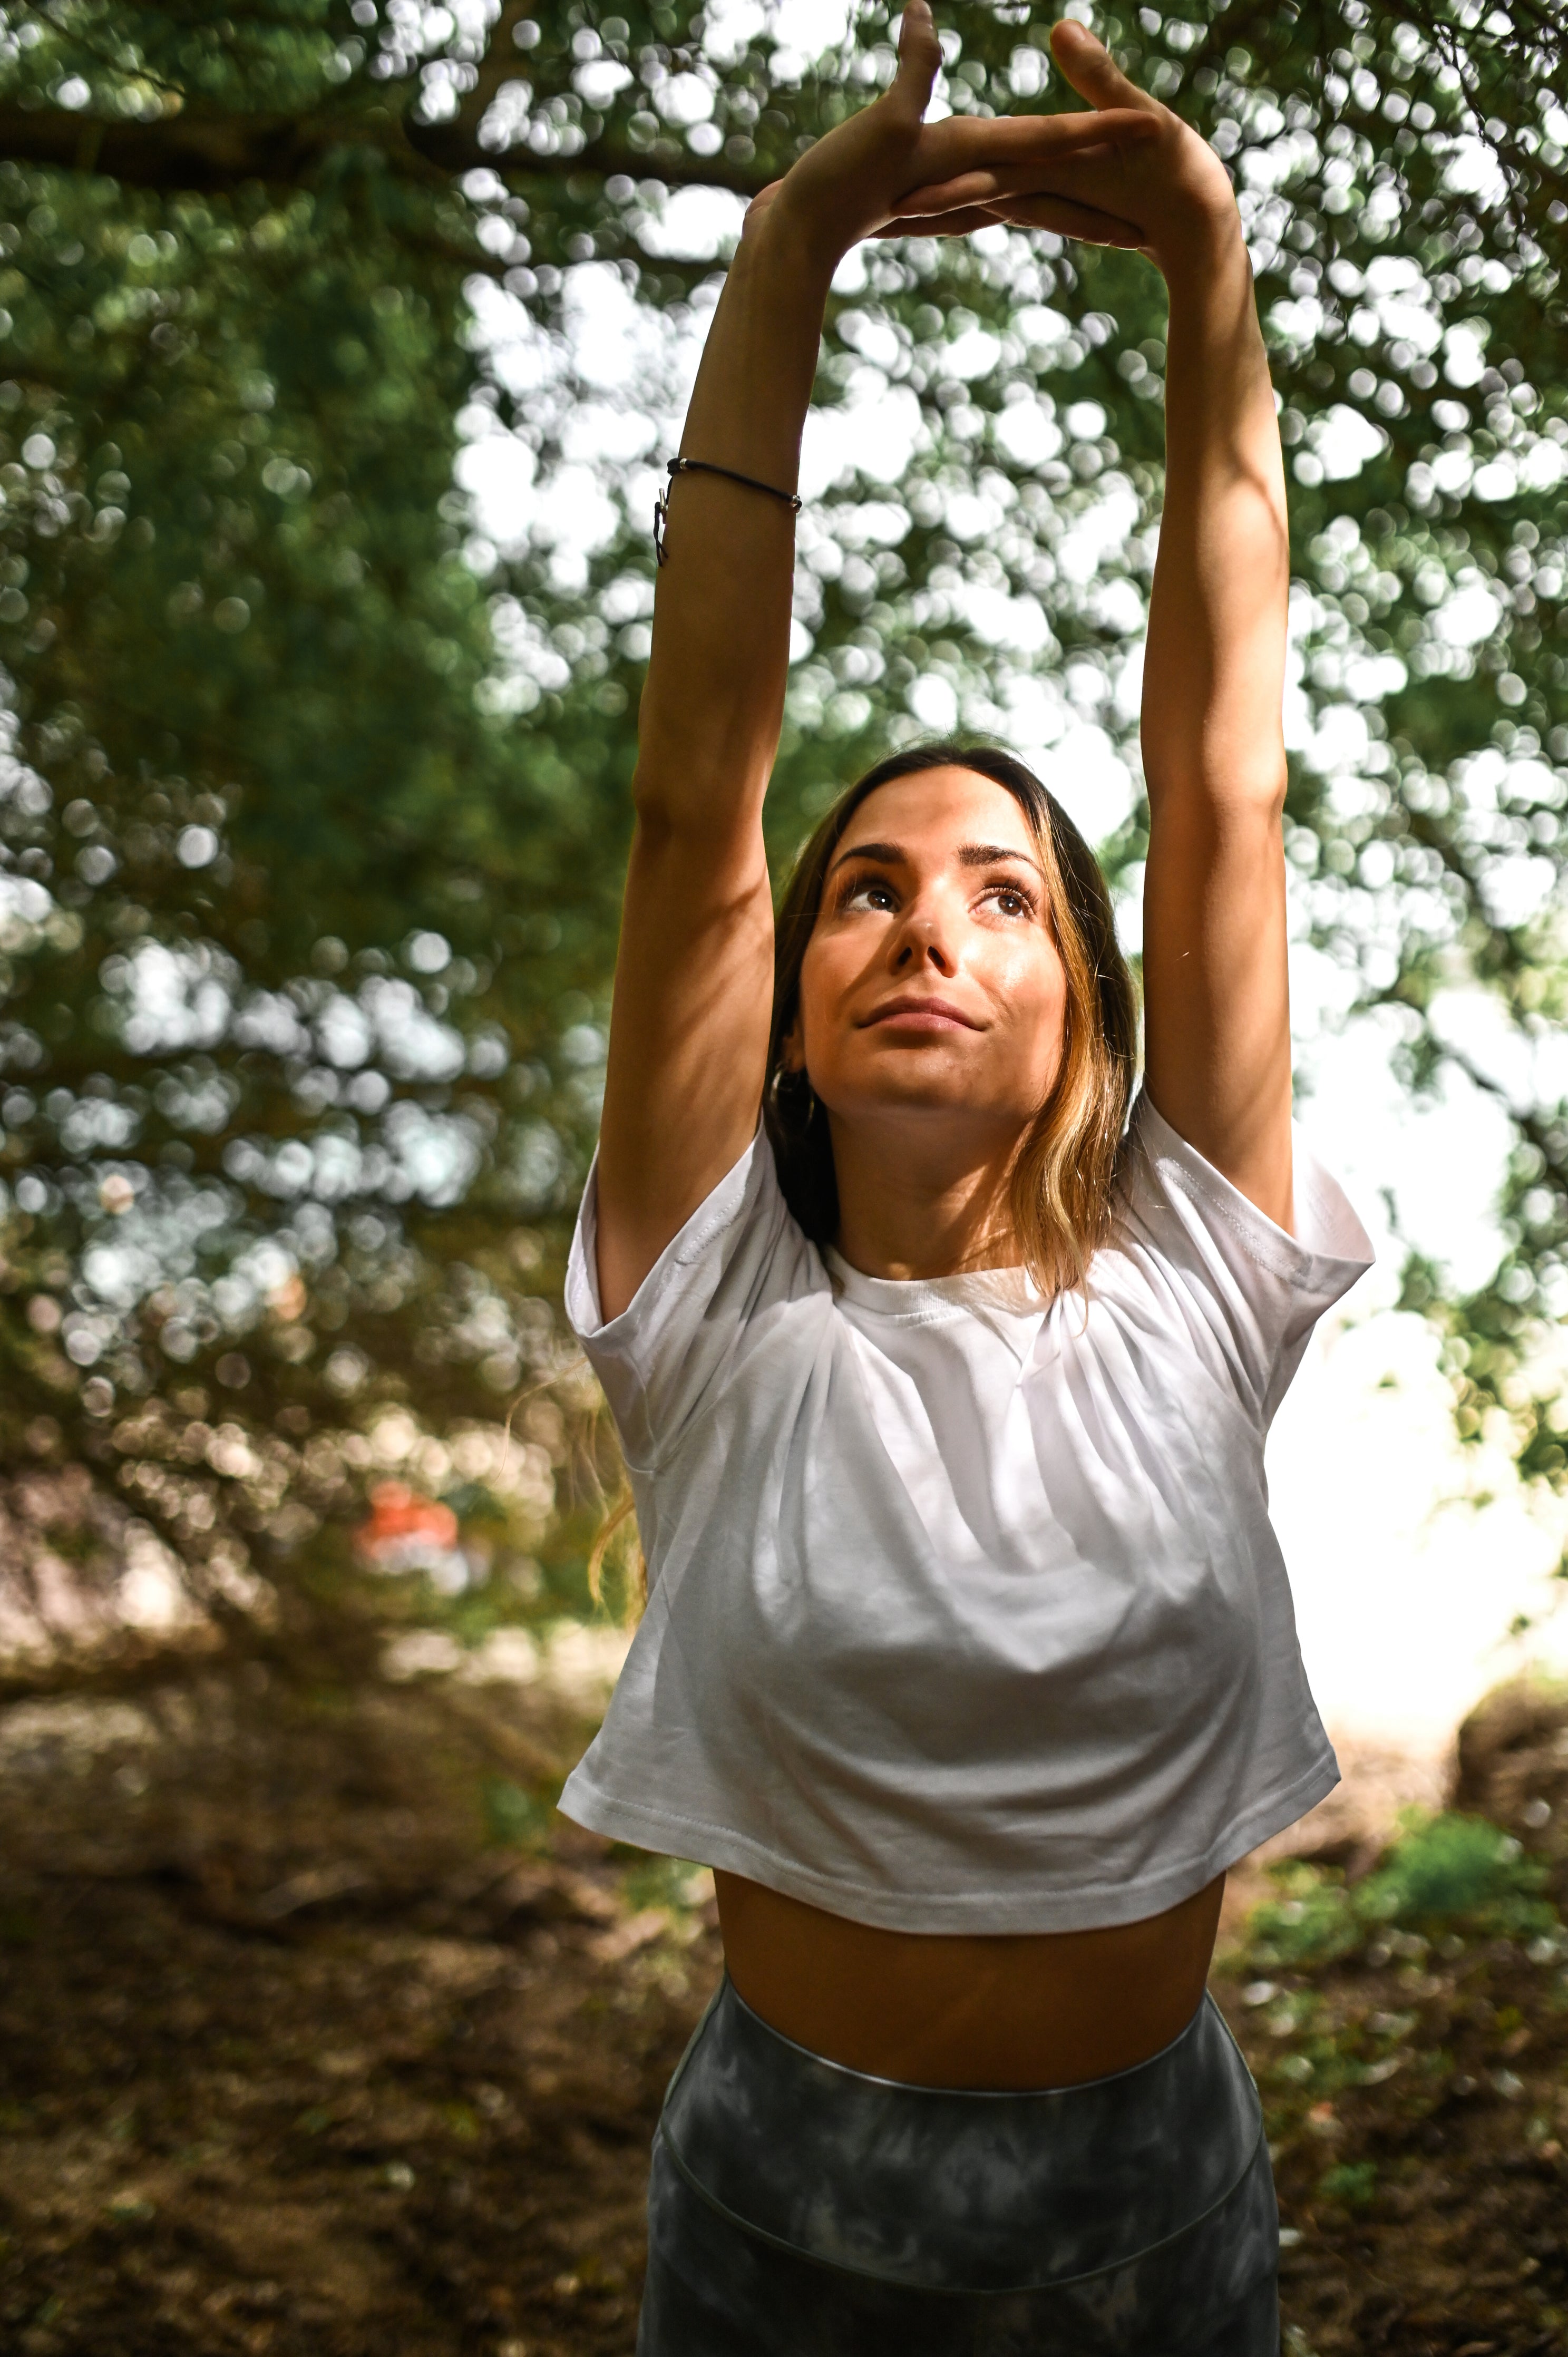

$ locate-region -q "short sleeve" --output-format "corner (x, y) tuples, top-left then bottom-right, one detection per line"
(1115, 1091), (1374, 1426)
(564, 1131), (821, 1469)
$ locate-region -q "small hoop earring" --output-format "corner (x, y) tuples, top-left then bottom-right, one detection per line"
(772, 1067), (817, 1131)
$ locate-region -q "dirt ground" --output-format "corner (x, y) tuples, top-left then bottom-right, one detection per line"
(2, 1648), (1568, 2356)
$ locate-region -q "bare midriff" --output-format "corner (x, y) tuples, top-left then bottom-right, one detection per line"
(714, 1869), (1226, 2091)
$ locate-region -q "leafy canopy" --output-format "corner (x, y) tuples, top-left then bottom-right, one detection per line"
(0, 0), (1566, 1625)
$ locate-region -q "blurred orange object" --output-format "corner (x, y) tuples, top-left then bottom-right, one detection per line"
(355, 1481), (468, 1589)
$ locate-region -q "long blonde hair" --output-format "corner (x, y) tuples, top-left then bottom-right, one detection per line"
(765, 741), (1138, 1296)
(587, 1476), (644, 1619)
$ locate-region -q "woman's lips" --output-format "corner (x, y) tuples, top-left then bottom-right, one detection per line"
(862, 997), (980, 1031)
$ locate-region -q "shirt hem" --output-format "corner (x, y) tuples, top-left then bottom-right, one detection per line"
(556, 1748), (1342, 1936)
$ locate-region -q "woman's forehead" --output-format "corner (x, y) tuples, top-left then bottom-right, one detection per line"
(847, 767), (1038, 852)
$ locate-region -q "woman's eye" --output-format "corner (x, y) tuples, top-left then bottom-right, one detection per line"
(987, 887), (1033, 918)
(845, 879), (897, 912)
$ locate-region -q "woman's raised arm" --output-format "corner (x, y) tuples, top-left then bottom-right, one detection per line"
(1123, 76), (1294, 1229)
(594, 10), (1158, 1319)
(590, 205), (825, 1323)
(593, 9), (953, 1321)
(886, 26), (1293, 1229)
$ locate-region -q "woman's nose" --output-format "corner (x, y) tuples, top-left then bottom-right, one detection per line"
(892, 914), (956, 975)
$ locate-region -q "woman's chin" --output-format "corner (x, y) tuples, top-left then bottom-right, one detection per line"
(822, 1075), (1035, 1131)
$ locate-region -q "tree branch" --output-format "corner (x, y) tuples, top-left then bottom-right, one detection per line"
(0, 95), (772, 202)
(0, 100), (378, 192)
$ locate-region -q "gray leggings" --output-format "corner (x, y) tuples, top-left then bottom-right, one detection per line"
(637, 1978), (1279, 2355)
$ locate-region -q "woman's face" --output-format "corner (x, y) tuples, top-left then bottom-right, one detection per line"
(788, 768), (1069, 1146)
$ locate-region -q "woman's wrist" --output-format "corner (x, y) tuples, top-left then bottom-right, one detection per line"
(1145, 182), (1248, 292)
(1131, 130), (1242, 280)
(741, 182), (846, 294)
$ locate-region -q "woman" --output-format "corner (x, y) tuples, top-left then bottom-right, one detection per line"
(560, 10), (1372, 2350)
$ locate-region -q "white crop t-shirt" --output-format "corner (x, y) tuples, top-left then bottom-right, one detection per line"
(559, 1092), (1373, 1936)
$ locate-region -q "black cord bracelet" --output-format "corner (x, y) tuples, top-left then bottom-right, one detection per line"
(655, 455), (803, 566)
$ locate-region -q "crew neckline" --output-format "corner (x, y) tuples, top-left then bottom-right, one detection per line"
(824, 1246), (1043, 1323)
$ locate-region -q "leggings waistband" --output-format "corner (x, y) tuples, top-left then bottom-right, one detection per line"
(660, 1976), (1264, 2294)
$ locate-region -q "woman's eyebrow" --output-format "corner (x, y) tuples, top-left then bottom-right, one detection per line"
(959, 842), (1045, 876)
(830, 839), (1044, 876)
(828, 839), (904, 873)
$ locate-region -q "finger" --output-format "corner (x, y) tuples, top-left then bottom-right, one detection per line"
(1049, 18), (1160, 116)
(982, 192), (1146, 247)
(870, 206), (1004, 239)
(872, 194), (1144, 247)
(894, 129), (1156, 217)
(890, 0), (940, 120)
(915, 103), (1157, 179)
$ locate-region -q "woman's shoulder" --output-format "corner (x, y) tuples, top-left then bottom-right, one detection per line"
(1113, 1090), (1372, 1291)
(565, 1130), (835, 1468)
(1087, 1089), (1372, 1423)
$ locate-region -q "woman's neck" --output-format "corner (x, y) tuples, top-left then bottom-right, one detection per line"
(828, 1111), (1024, 1280)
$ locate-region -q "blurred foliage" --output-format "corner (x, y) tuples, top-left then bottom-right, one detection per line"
(481, 1774), (556, 1846)
(1245, 1811), (1555, 1970)
(0, 0), (1564, 1633)
(618, 1850), (712, 1916)
(1316, 2157), (1378, 2208)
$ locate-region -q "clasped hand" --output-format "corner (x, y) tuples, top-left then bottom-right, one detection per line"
(752, 2), (1235, 277)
